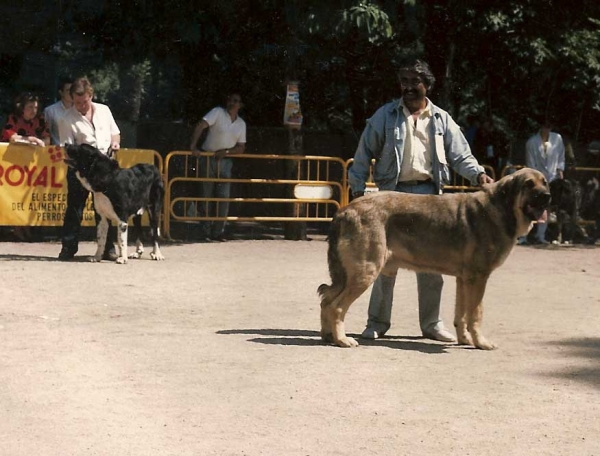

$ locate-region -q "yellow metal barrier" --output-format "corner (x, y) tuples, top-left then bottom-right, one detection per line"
(443, 164), (496, 192)
(5, 140), (596, 241)
(163, 151), (346, 238)
(343, 159), (496, 202)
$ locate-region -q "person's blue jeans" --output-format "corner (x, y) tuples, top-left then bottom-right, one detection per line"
(198, 157), (233, 238)
(365, 180), (444, 335)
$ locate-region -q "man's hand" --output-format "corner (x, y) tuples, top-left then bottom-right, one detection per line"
(215, 149), (229, 160)
(478, 173), (494, 185)
(111, 142), (120, 151)
(191, 148), (202, 157)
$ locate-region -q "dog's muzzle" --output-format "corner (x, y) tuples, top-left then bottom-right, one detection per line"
(524, 191), (551, 221)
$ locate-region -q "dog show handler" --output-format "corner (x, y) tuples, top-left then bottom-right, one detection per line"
(348, 59), (494, 343)
(57, 77), (121, 261)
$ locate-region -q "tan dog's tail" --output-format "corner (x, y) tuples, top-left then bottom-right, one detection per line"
(318, 217), (346, 304)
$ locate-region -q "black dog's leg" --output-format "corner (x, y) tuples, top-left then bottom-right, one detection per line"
(149, 181), (165, 261)
(129, 214), (145, 259)
(115, 216), (128, 264)
(93, 217), (109, 262)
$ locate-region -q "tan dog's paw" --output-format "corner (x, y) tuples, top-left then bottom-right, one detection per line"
(116, 256), (128, 264)
(474, 337), (497, 350)
(321, 332), (334, 343)
(90, 255), (102, 263)
(457, 333), (474, 346)
(336, 336), (359, 348)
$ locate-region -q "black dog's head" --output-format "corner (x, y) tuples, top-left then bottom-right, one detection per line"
(64, 144), (119, 191)
(581, 177), (600, 219)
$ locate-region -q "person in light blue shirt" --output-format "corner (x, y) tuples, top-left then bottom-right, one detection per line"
(523, 120), (565, 244)
(349, 59), (494, 343)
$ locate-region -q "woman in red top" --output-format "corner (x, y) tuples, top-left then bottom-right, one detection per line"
(1, 92), (50, 146)
(1, 92), (51, 241)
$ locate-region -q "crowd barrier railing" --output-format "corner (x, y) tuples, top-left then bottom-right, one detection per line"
(3, 142), (598, 240)
(163, 151), (346, 238)
(343, 159), (496, 201)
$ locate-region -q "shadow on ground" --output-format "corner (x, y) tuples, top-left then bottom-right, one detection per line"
(543, 337), (600, 389)
(0, 254), (63, 262)
(217, 328), (453, 353)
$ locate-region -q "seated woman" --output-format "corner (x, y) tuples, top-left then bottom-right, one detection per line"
(1, 92), (50, 241)
(1, 92), (50, 146)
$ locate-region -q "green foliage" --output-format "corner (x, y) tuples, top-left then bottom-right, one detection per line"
(334, 2), (394, 44)
(6, 0), (600, 149)
(89, 63), (121, 102)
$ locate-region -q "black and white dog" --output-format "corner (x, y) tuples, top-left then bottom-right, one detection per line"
(64, 144), (165, 263)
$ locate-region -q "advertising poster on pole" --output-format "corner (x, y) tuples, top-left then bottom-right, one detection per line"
(283, 82), (303, 128)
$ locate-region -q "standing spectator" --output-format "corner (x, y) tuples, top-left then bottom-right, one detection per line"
(43, 76), (73, 145)
(463, 114), (480, 150)
(524, 119), (565, 244)
(473, 117), (509, 176)
(349, 59), (494, 342)
(1, 92), (50, 146)
(57, 77), (121, 261)
(190, 91), (246, 242)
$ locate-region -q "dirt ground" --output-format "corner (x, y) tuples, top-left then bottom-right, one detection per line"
(0, 236), (599, 456)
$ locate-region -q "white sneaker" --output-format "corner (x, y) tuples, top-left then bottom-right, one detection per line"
(423, 324), (457, 343)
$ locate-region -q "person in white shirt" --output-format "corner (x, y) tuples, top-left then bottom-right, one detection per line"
(58, 77), (121, 261)
(43, 77), (73, 145)
(190, 91), (246, 241)
(524, 120), (565, 244)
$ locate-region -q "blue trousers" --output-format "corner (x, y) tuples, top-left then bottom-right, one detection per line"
(197, 157), (233, 238)
(365, 180), (444, 335)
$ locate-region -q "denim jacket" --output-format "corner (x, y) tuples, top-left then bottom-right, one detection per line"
(349, 98), (485, 194)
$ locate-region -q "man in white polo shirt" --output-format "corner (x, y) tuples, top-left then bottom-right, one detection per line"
(190, 91), (246, 241)
(58, 77), (121, 261)
(43, 76), (73, 145)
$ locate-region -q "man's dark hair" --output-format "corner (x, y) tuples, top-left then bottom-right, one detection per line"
(398, 59), (436, 91)
(57, 75), (73, 92)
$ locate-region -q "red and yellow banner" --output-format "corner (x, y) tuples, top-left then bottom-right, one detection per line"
(0, 143), (155, 226)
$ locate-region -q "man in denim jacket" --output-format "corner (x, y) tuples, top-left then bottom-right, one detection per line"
(349, 59), (494, 342)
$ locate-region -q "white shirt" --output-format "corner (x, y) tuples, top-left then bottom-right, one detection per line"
(202, 107), (246, 152)
(44, 100), (70, 145)
(398, 100), (433, 182)
(525, 131), (565, 182)
(58, 102), (120, 154)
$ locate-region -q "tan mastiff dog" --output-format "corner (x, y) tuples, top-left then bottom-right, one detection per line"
(318, 168), (551, 349)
